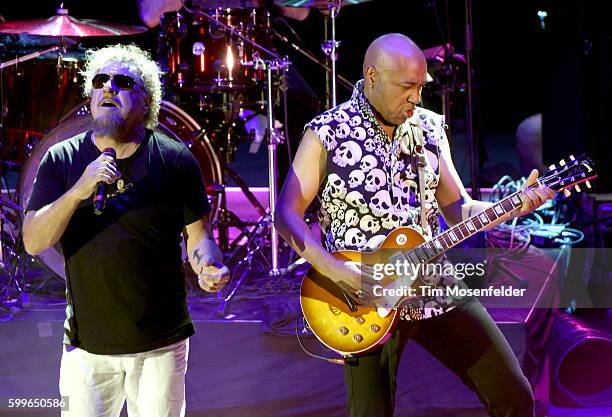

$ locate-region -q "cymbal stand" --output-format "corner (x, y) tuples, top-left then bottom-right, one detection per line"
(216, 57), (291, 316)
(0, 197), (27, 315)
(215, 165), (267, 256)
(265, 61), (280, 274)
(0, 44), (64, 71)
(321, 0), (342, 108)
(271, 28), (353, 92)
(0, 40), (69, 155)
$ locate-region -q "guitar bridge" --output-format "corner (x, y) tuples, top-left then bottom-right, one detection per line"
(341, 289), (359, 312)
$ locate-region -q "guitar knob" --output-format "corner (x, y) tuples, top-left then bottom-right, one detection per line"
(338, 326), (349, 336)
(355, 316), (365, 325)
(370, 324), (381, 333)
(353, 334), (363, 343)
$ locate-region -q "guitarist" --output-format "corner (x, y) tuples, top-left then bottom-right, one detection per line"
(276, 33), (554, 417)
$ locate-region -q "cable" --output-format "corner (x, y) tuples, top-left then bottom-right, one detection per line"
(294, 315), (347, 365)
(485, 174), (586, 251)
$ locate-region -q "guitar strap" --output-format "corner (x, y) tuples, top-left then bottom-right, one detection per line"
(409, 123), (432, 240)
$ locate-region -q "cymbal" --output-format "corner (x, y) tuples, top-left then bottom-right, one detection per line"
(274, 0), (372, 7)
(0, 8), (147, 37)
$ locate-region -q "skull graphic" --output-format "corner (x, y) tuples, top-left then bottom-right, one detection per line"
(369, 190), (392, 217)
(348, 170), (366, 188)
(344, 227), (367, 248)
(346, 190), (369, 214)
(332, 141), (363, 168)
(344, 209), (359, 227)
(324, 173), (347, 200)
(350, 126), (367, 141)
(359, 215), (381, 234)
(365, 168), (386, 193)
(359, 154), (378, 173)
(335, 122), (351, 139)
(316, 125), (337, 150)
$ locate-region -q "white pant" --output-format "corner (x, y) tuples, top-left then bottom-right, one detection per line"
(59, 338), (189, 417)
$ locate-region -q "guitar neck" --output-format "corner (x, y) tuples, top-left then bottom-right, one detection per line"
(389, 154), (597, 266)
(401, 190), (526, 264)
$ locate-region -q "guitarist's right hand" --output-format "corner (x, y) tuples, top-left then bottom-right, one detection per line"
(324, 260), (379, 305)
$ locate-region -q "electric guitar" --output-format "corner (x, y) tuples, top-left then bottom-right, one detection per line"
(300, 155), (597, 356)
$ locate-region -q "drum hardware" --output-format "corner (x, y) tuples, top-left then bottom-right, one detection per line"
(184, 4), (278, 61)
(0, 38), (76, 162)
(276, 0), (373, 107)
(0, 192), (27, 313)
(0, 43), (65, 71)
(160, 5), (275, 93)
(168, 5), (292, 264)
(270, 27), (353, 92)
(275, 0), (372, 6)
(321, 0), (342, 108)
(0, 7), (148, 37)
(189, 0), (263, 8)
(0, 11), (133, 164)
(216, 57), (291, 316)
(258, 57), (290, 275)
(214, 165), (266, 255)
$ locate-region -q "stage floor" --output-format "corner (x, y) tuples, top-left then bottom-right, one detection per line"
(1, 247), (610, 416)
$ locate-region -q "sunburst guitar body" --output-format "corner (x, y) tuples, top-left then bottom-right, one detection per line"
(300, 227), (426, 356)
(299, 154), (597, 357)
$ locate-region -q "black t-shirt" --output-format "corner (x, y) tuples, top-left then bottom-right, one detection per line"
(26, 130), (211, 354)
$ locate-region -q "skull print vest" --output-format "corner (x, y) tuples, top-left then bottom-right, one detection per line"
(306, 80), (460, 321)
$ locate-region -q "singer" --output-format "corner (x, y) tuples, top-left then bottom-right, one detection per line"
(22, 44), (230, 417)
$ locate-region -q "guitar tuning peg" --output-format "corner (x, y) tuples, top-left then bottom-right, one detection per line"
(569, 155), (576, 161)
(586, 180), (592, 189)
(564, 189), (572, 197)
(549, 164), (556, 170)
(574, 185), (582, 192)
(559, 159), (566, 166)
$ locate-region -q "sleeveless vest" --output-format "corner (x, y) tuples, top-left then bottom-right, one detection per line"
(306, 80), (460, 320)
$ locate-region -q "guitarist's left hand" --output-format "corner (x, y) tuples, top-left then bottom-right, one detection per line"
(515, 169), (556, 217)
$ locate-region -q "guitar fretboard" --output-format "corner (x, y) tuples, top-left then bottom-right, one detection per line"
(396, 191), (525, 265)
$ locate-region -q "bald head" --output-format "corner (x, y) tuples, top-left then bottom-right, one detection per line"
(362, 33), (425, 77)
(361, 33), (428, 127)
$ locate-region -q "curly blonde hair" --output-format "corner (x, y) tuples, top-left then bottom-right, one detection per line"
(81, 44), (162, 129)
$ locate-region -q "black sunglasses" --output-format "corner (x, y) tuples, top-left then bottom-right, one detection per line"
(92, 73), (141, 90)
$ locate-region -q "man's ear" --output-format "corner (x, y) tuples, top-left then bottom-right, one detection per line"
(365, 66), (377, 87)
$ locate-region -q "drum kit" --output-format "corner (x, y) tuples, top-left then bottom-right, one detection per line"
(0, 0), (372, 314)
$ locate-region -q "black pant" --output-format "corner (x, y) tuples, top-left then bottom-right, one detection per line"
(343, 299), (535, 417)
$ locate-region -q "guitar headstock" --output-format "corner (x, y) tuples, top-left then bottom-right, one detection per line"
(541, 154), (597, 197)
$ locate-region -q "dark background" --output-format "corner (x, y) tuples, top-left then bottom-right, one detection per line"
(1, 0), (610, 190)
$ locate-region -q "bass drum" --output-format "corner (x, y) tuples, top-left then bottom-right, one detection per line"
(17, 100), (223, 280)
